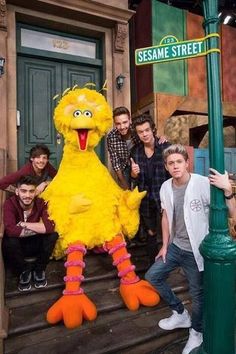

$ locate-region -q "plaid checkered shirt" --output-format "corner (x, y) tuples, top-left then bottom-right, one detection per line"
(107, 128), (139, 172)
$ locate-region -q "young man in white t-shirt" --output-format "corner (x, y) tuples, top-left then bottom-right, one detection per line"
(147, 144), (208, 353)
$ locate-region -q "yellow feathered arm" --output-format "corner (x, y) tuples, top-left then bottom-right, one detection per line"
(69, 194), (92, 214)
(118, 187), (146, 238)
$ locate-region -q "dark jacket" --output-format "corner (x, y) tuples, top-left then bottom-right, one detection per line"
(3, 195), (55, 237)
(130, 138), (170, 211)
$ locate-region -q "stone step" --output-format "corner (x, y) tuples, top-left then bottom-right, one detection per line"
(6, 268), (187, 336)
(4, 294), (191, 354)
(5, 244), (149, 299)
(5, 258), (149, 308)
(119, 331), (188, 354)
(4, 246), (190, 354)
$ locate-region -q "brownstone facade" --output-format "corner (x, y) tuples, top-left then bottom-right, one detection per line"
(0, 0), (134, 171)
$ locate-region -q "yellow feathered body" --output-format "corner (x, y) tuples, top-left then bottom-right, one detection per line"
(42, 88), (145, 258)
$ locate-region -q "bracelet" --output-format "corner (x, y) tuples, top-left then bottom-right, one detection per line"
(224, 193), (235, 200)
(21, 222), (28, 229)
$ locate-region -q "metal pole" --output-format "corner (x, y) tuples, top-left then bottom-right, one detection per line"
(192, 0), (236, 353)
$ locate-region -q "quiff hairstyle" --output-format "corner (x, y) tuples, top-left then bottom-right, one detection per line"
(132, 114), (157, 136)
(16, 175), (39, 188)
(113, 106), (131, 120)
(163, 144), (189, 163)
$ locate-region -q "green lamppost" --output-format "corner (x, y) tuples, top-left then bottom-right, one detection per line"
(192, 0), (236, 353)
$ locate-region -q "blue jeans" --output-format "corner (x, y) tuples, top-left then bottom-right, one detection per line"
(145, 243), (203, 332)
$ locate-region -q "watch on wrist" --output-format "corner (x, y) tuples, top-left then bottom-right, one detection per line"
(224, 193), (235, 200)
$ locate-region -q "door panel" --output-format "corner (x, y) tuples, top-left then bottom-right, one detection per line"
(194, 148), (236, 175)
(62, 64), (105, 163)
(194, 149), (209, 176)
(63, 63), (100, 88)
(224, 148), (236, 173)
(17, 57), (61, 168)
(17, 58), (104, 168)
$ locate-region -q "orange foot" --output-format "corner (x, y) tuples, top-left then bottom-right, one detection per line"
(120, 280), (160, 311)
(47, 294), (97, 329)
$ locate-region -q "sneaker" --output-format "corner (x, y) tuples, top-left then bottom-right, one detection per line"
(182, 328), (203, 354)
(18, 270), (32, 292)
(158, 309), (191, 330)
(33, 270), (47, 288)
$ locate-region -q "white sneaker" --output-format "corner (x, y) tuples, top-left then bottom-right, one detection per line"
(182, 328), (203, 354)
(158, 309), (191, 330)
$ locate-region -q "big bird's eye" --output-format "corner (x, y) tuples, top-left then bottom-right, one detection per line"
(83, 110), (92, 118)
(73, 110), (82, 118)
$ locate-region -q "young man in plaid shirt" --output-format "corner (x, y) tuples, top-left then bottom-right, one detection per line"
(130, 114), (170, 264)
(107, 107), (138, 190)
(107, 107), (166, 190)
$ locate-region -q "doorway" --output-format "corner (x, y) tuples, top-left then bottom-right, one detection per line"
(17, 25), (103, 168)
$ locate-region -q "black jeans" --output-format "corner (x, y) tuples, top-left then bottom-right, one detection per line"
(141, 200), (162, 265)
(2, 232), (58, 275)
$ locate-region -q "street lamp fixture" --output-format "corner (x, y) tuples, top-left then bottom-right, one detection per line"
(116, 74), (125, 90)
(0, 57), (5, 77)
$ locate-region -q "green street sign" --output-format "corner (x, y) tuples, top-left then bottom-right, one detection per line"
(135, 34), (219, 65)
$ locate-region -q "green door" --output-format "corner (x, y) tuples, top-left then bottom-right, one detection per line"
(17, 56), (102, 168)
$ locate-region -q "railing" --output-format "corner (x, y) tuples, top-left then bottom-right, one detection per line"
(0, 149), (9, 352)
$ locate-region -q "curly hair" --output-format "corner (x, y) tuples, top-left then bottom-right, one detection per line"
(132, 114), (157, 136)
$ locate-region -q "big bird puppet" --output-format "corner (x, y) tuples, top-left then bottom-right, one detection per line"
(42, 86), (160, 329)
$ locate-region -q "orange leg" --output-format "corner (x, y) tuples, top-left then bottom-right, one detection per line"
(106, 234), (160, 311)
(47, 242), (97, 328)
(63, 242), (86, 295)
(106, 234), (139, 284)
